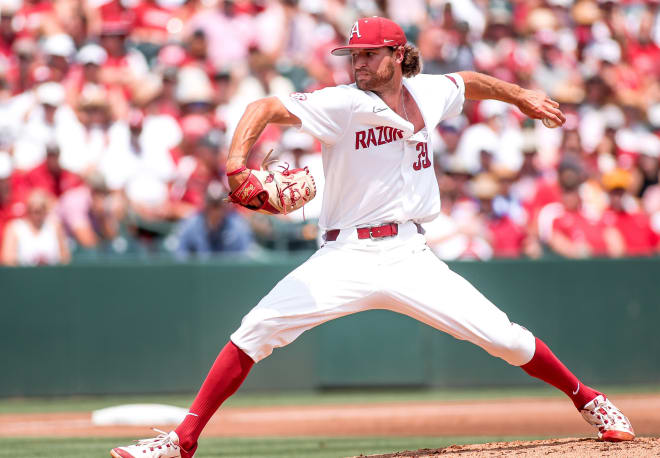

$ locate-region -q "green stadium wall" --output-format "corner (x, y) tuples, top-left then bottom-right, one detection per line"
(1, 256), (659, 397)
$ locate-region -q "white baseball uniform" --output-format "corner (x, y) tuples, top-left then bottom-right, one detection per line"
(231, 73), (535, 366)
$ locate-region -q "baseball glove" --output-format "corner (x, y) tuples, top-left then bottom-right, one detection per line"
(226, 150), (317, 215)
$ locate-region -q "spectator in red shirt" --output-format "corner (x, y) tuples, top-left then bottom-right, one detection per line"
(21, 142), (84, 198)
(472, 172), (529, 259)
(131, 0), (174, 47)
(99, 18), (149, 99)
(0, 0), (18, 58)
(540, 161), (624, 258)
(170, 115), (225, 217)
(601, 168), (659, 257)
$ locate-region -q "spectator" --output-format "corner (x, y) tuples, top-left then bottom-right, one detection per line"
(100, 107), (178, 221)
(68, 43), (108, 106)
(455, 99), (524, 174)
(601, 168), (659, 257)
(1, 188), (70, 265)
(59, 83), (114, 175)
(21, 141), (84, 198)
(58, 171), (120, 249)
(98, 18), (149, 98)
(174, 181), (254, 259)
(170, 120), (226, 217)
(538, 159), (623, 258)
(12, 81), (70, 170)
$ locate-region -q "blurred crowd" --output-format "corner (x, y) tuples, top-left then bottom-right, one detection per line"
(0, 0), (659, 266)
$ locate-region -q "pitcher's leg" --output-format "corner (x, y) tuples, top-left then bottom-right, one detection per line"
(387, 246), (633, 441)
(186, 245), (377, 449)
(175, 341), (254, 451)
(386, 248), (535, 366)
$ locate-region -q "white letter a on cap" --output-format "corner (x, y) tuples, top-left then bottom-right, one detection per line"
(350, 21), (361, 39)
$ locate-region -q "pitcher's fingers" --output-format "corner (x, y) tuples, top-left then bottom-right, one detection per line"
(546, 105), (566, 124)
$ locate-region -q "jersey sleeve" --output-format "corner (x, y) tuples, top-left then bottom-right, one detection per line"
(438, 73), (465, 121)
(277, 86), (353, 145)
(407, 73), (465, 127)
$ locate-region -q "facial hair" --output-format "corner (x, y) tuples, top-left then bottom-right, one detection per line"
(355, 59), (395, 91)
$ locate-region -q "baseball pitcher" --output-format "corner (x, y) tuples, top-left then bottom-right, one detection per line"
(111, 17), (634, 458)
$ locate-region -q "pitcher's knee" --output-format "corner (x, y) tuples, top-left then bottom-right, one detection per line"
(230, 309), (300, 363)
(485, 323), (535, 366)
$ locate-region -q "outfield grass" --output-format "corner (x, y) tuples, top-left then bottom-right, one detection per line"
(0, 383), (658, 414)
(0, 435), (547, 458)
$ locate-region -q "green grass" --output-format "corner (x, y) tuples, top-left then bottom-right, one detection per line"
(0, 435), (547, 458)
(1, 384), (658, 414)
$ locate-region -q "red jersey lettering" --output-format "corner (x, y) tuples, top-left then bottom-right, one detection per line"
(355, 130), (367, 149)
(354, 127), (403, 150)
(413, 142), (431, 171)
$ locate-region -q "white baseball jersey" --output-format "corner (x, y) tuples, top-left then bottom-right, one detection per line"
(231, 73), (535, 369)
(277, 73), (464, 231)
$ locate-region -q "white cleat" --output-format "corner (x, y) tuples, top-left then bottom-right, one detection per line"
(110, 429), (195, 458)
(580, 395), (635, 442)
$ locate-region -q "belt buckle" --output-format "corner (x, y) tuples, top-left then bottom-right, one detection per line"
(368, 225), (389, 241)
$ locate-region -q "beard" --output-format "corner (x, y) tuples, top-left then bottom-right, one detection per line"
(355, 60), (395, 91)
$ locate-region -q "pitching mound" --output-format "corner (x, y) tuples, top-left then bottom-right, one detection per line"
(355, 437), (660, 457)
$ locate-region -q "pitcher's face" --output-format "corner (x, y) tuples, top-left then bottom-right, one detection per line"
(351, 47), (396, 91)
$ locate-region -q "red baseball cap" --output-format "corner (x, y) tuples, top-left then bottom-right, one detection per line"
(331, 17), (407, 56)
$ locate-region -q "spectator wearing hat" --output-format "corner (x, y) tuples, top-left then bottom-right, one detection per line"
(39, 33), (76, 84)
(6, 37), (38, 94)
(99, 18), (149, 98)
(455, 99), (524, 174)
(475, 171), (539, 259)
(174, 180), (254, 259)
(57, 83), (115, 175)
(58, 170), (120, 249)
(179, 29), (216, 82)
(12, 81), (73, 170)
(538, 159), (623, 258)
(170, 117), (225, 217)
(68, 43), (108, 97)
(175, 65), (215, 117)
(631, 136), (660, 199)
(21, 141), (84, 198)
(0, 0), (20, 58)
(99, 106), (178, 220)
(601, 168), (659, 257)
(1, 188), (70, 266)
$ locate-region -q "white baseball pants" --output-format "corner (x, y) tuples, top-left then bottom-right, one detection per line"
(231, 221), (535, 366)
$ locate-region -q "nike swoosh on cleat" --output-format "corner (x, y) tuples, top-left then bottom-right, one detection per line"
(573, 382), (580, 395)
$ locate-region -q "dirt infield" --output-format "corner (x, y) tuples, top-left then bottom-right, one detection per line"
(1, 394), (658, 456)
(355, 437), (660, 457)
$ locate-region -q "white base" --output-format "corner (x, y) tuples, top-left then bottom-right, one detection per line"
(92, 404), (188, 426)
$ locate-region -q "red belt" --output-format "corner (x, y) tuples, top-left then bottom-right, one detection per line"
(325, 223), (423, 242)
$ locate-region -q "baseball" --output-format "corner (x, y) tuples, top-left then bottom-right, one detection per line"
(542, 117), (561, 128)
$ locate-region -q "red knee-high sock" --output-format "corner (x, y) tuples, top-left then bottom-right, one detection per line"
(175, 341), (254, 450)
(521, 337), (600, 410)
